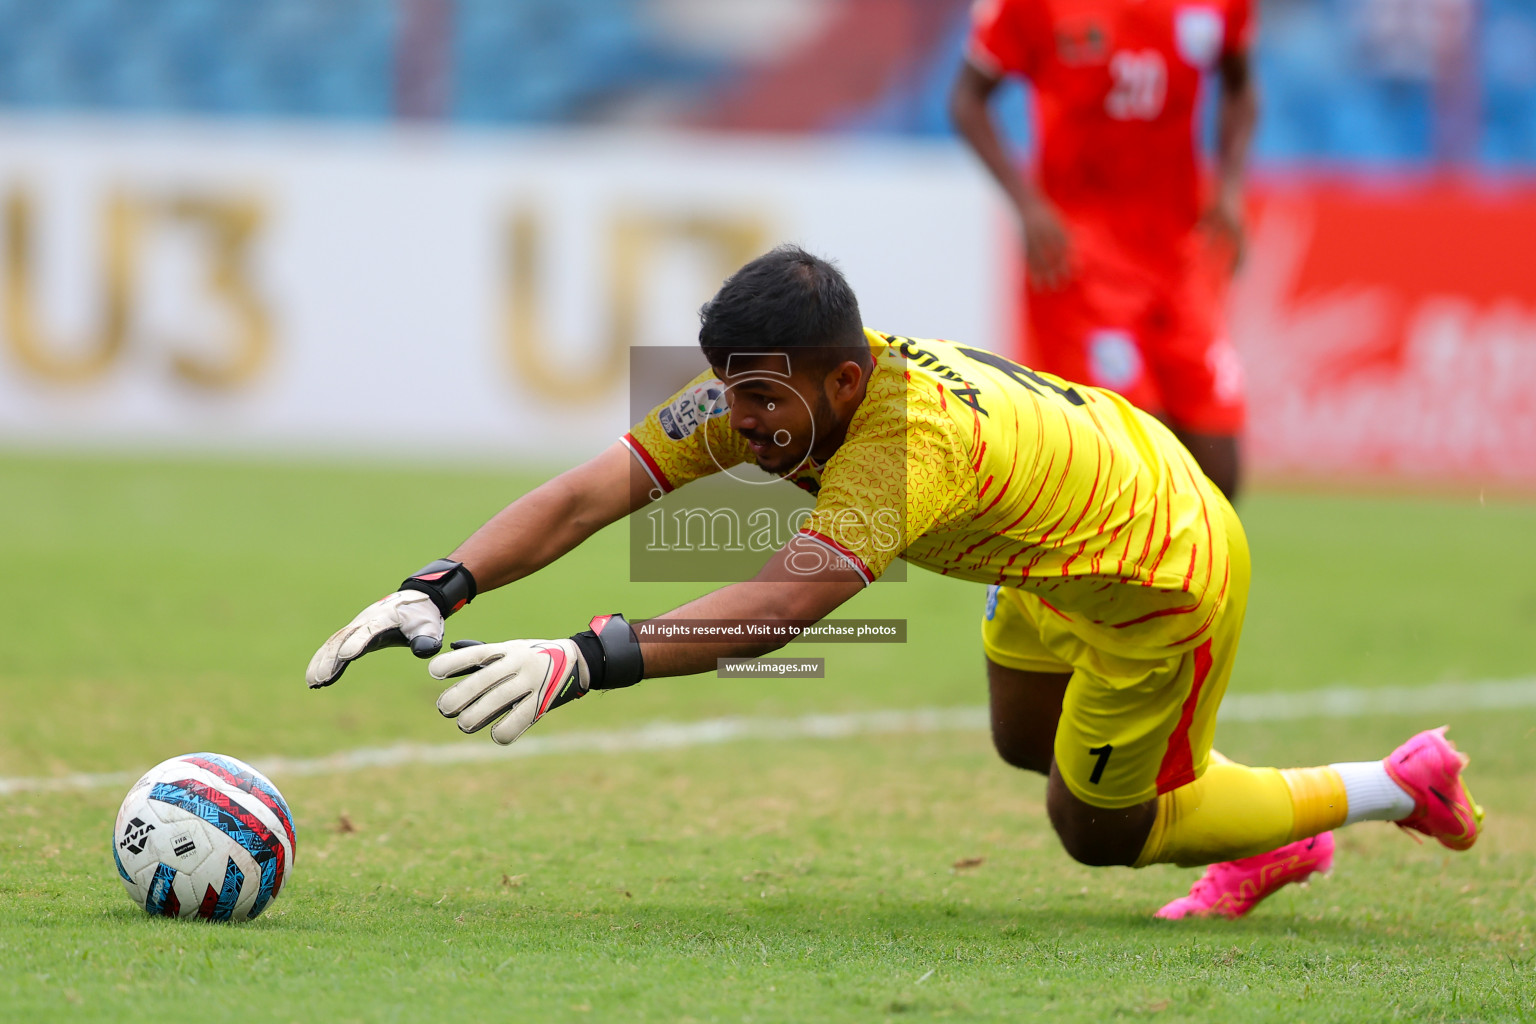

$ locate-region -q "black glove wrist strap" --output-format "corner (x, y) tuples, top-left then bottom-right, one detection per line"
(398, 559), (477, 619)
(571, 613), (645, 690)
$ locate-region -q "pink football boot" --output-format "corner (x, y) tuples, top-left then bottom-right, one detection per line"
(1155, 831), (1335, 920)
(1383, 726), (1484, 851)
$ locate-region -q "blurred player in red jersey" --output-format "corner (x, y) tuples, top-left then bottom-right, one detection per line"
(950, 0), (1257, 498)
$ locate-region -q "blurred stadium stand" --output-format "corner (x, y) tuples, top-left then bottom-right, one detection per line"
(0, 0), (1528, 165)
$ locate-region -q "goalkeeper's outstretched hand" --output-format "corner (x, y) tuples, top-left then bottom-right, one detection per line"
(305, 559), (477, 688)
(305, 591), (445, 688)
(430, 638), (590, 746)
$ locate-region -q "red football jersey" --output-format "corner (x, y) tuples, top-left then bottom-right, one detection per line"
(968, 0), (1253, 248)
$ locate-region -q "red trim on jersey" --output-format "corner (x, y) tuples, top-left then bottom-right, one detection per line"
(1017, 535), (1056, 583)
(1057, 435), (1105, 574)
(961, 533), (999, 559)
(798, 529), (875, 586)
(1142, 493), (1176, 584)
(982, 478), (1012, 515)
(1181, 544), (1199, 593)
(1113, 477), (1140, 577)
(1000, 450), (1057, 537)
(1155, 640), (1214, 795)
(622, 433), (673, 494)
(1037, 597), (1073, 622)
(979, 401), (1023, 517)
(1169, 562), (1231, 647)
(1020, 423), (1075, 580)
(1087, 443), (1119, 575)
(1109, 601), (1202, 630)
(994, 455), (1056, 581)
(1133, 494), (1160, 574)
(1026, 408), (1076, 555)
(1053, 407), (1076, 502)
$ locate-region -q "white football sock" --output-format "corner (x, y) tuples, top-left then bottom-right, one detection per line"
(1331, 761), (1417, 825)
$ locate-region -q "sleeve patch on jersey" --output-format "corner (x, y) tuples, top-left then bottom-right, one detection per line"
(658, 380), (728, 441)
(1175, 6), (1224, 68)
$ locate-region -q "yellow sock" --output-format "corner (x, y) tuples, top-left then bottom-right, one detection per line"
(1135, 762), (1349, 868)
(1278, 766), (1349, 840)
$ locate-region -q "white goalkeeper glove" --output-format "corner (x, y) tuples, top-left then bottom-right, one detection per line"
(430, 639), (590, 745)
(429, 614), (646, 745)
(306, 559), (477, 688)
(306, 591), (444, 688)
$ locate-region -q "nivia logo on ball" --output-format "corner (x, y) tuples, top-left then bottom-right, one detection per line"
(119, 817), (155, 855)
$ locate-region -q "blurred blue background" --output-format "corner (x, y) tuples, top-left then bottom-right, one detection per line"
(0, 0), (1528, 166)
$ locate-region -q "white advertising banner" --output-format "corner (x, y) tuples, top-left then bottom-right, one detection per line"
(0, 119), (1007, 461)
(3, 120), (1531, 487)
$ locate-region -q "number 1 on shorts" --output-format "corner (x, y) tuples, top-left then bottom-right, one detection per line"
(1088, 744), (1114, 785)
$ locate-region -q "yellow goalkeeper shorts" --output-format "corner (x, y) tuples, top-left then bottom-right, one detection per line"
(980, 500), (1251, 809)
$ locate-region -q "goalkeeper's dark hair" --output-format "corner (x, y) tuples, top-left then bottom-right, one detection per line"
(698, 245), (870, 376)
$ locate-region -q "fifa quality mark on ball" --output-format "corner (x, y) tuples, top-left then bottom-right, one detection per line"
(113, 752), (297, 922)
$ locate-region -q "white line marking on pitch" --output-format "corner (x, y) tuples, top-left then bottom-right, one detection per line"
(2, 678), (1532, 797)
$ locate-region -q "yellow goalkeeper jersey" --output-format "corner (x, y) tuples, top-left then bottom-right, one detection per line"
(624, 330), (1233, 657)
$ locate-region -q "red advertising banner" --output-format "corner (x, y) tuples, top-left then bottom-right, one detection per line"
(1234, 180), (1536, 487)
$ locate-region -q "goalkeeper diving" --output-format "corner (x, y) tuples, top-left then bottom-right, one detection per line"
(306, 246), (1482, 919)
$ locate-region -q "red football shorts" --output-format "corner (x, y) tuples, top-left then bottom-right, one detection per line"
(1021, 222), (1245, 435)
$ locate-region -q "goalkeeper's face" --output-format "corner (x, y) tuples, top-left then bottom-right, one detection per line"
(713, 354), (850, 477)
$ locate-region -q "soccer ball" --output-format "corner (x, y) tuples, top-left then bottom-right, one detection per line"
(113, 752), (296, 921)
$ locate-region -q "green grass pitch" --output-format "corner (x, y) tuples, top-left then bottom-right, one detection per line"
(1, 452), (1533, 1022)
